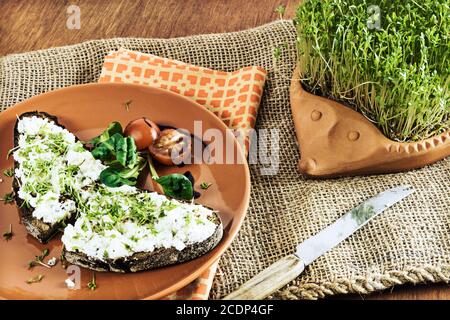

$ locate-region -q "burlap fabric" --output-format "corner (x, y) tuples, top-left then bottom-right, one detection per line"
(0, 20), (448, 299)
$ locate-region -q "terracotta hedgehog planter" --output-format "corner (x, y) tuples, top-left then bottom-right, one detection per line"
(290, 67), (450, 178)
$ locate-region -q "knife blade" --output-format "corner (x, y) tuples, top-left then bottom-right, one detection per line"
(223, 185), (415, 300)
(295, 185), (415, 266)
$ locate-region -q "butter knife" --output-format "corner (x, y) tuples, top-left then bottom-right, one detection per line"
(223, 185), (415, 300)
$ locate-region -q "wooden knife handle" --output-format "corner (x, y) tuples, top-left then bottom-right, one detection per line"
(223, 254), (305, 300)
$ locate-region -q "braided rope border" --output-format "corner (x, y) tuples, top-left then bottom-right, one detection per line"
(273, 264), (450, 300)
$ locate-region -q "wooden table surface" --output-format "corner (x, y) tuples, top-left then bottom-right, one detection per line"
(0, 0), (448, 300)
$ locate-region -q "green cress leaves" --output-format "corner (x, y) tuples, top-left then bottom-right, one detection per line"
(87, 124), (146, 188)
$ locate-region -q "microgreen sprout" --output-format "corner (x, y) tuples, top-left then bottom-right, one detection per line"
(3, 168), (14, 177)
(6, 147), (18, 160)
(28, 249), (51, 269)
(275, 5), (286, 19)
(200, 182), (212, 190)
(2, 224), (13, 241)
(274, 47), (282, 60)
(273, 43), (288, 61)
(60, 250), (68, 269)
(26, 274), (44, 284)
(0, 192), (14, 204)
(87, 272), (97, 290)
(124, 100), (132, 112)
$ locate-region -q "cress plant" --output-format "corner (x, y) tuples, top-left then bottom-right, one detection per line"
(295, 0), (449, 141)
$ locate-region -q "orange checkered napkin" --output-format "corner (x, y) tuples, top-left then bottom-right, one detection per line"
(98, 48), (267, 300)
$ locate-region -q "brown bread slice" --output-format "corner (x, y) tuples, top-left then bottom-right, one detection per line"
(13, 111), (76, 243)
(63, 213), (223, 273)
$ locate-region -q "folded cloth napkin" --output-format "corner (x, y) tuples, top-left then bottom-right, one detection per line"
(98, 48), (267, 299)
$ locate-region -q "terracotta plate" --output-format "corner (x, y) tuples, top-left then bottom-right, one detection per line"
(0, 83), (250, 300)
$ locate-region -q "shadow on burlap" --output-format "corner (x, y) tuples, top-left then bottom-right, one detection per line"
(0, 20), (448, 299)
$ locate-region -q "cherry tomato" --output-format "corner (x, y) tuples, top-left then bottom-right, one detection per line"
(124, 118), (160, 150)
(149, 129), (191, 165)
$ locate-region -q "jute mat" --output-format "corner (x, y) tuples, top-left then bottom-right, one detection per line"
(0, 20), (448, 299)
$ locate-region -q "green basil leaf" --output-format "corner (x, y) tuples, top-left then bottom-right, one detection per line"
(155, 174), (194, 200)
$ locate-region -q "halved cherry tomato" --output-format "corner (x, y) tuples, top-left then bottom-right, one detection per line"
(149, 129), (191, 165)
(124, 118), (160, 150)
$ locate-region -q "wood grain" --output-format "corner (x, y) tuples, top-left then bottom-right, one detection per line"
(0, 0), (448, 300)
(0, 0), (298, 56)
